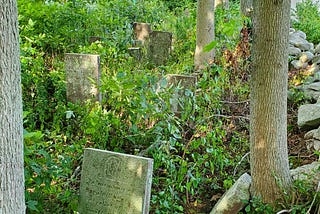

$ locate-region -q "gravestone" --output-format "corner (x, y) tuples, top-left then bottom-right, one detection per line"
(78, 148), (153, 214)
(65, 53), (101, 103)
(133, 22), (152, 44)
(159, 74), (197, 115)
(147, 31), (172, 66)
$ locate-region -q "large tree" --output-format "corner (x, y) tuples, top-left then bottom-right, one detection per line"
(250, 0), (292, 204)
(194, 0), (215, 70)
(0, 0), (25, 212)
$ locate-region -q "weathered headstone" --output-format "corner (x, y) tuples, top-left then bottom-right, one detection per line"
(65, 53), (101, 103)
(133, 22), (152, 44)
(159, 74), (197, 115)
(147, 31), (172, 66)
(78, 148), (153, 214)
(128, 47), (143, 61)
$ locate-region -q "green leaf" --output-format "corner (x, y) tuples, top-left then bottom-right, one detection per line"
(203, 40), (218, 52)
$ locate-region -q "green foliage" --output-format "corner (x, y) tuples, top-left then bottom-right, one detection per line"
(293, 0), (320, 44)
(18, 0), (315, 213)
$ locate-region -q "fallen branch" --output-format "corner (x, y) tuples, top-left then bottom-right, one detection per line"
(208, 114), (250, 121)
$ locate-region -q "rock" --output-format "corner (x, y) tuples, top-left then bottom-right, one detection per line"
(312, 55), (320, 64)
(296, 30), (307, 40)
(291, 60), (308, 70)
(304, 129), (317, 140)
(289, 46), (302, 56)
(289, 35), (313, 51)
(315, 44), (320, 54)
(289, 31), (314, 51)
(306, 139), (320, 151)
(298, 103), (320, 130)
(303, 82), (320, 100)
(314, 72), (320, 82)
(308, 63), (320, 75)
(290, 161), (320, 186)
(299, 51), (314, 63)
(210, 173), (251, 214)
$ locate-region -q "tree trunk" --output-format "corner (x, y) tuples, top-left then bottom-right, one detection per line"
(240, 0), (253, 17)
(0, 0), (25, 213)
(250, 0), (292, 204)
(194, 0), (215, 70)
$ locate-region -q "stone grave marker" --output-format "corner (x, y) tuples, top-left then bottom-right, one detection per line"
(147, 31), (172, 66)
(133, 22), (152, 44)
(158, 74), (197, 115)
(65, 53), (101, 103)
(78, 148), (153, 214)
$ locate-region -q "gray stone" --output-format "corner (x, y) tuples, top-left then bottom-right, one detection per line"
(298, 103), (320, 130)
(312, 55), (320, 64)
(291, 60), (308, 70)
(210, 173), (251, 214)
(308, 63), (320, 75)
(304, 129), (318, 140)
(296, 30), (307, 40)
(289, 46), (301, 56)
(303, 82), (320, 100)
(289, 34), (313, 51)
(314, 72), (320, 82)
(65, 53), (101, 103)
(306, 139), (320, 151)
(78, 148), (153, 214)
(315, 44), (320, 54)
(128, 47), (142, 61)
(290, 161), (320, 186)
(299, 51), (314, 63)
(147, 31), (172, 66)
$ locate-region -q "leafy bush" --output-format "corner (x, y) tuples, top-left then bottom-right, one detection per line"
(293, 0), (320, 44)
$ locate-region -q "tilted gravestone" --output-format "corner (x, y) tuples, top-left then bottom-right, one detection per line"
(65, 53), (101, 103)
(158, 74), (197, 115)
(78, 148), (153, 214)
(147, 31), (172, 66)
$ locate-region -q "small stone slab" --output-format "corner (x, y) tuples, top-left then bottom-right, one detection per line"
(65, 53), (101, 103)
(147, 31), (172, 66)
(210, 173), (252, 214)
(78, 148), (153, 214)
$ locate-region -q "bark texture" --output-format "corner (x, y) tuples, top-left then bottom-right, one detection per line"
(0, 0), (25, 213)
(240, 0), (253, 17)
(194, 0), (215, 70)
(250, 0), (292, 204)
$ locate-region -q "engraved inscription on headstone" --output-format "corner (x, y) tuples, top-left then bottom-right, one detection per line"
(65, 53), (101, 103)
(78, 148), (153, 214)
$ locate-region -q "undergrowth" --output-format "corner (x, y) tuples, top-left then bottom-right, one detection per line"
(19, 0), (319, 213)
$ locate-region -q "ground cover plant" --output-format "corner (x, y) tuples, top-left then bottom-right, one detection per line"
(19, 0), (319, 213)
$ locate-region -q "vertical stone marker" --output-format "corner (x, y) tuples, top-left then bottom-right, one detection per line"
(78, 148), (154, 214)
(147, 31), (172, 66)
(65, 53), (101, 103)
(164, 74), (197, 114)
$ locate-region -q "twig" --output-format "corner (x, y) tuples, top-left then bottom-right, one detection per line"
(208, 114), (250, 121)
(306, 181), (320, 214)
(276, 209), (292, 214)
(233, 152), (250, 176)
(220, 99), (250, 104)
